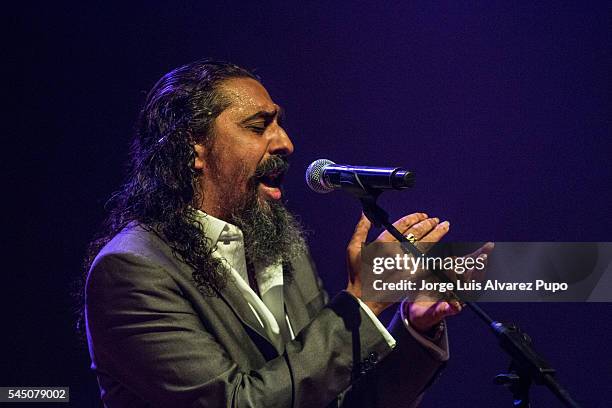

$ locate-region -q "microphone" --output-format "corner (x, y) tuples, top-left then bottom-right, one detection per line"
(305, 159), (415, 194)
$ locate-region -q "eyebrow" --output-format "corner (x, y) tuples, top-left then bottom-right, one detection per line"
(240, 105), (285, 124)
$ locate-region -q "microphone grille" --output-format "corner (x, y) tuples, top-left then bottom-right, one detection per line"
(305, 159), (335, 193)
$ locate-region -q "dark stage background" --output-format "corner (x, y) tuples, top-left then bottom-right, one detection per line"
(8, 2), (612, 406)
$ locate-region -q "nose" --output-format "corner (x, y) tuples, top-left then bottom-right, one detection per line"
(269, 125), (294, 156)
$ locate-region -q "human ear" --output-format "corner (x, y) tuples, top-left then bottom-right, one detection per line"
(192, 143), (207, 170)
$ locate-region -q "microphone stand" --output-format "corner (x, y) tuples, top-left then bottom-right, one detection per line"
(340, 176), (581, 408)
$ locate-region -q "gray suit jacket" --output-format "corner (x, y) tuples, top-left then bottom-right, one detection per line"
(85, 224), (447, 407)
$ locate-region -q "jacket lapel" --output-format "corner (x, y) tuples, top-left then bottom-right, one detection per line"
(216, 272), (284, 355)
(144, 219), (284, 356)
(283, 278), (311, 336)
(164, 243), (282, 354)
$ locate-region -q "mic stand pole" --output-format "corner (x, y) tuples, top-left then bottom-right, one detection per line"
(344, 182), (581, 408)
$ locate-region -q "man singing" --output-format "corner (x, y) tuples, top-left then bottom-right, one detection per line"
(84, 60), (460, 407)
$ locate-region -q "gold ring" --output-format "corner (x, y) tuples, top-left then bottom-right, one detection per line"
(405, 233), (417, 243)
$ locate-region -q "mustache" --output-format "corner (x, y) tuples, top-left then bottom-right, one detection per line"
(253, 155), (290, 180)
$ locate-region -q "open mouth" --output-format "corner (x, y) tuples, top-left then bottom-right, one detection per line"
(258, 171), (285, 189)
(257, 170), (286, 200)
(253, 156), (289, 201)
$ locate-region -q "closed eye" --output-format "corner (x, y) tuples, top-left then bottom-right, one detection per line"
(240, 106), (284, 132)
(247, 124), (266, 134)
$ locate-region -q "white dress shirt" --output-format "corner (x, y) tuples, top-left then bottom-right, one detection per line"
(194, 209), (447, 359)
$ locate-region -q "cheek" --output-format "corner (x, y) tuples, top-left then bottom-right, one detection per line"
(236, 144), (267, 173)
(207, 132), (267, 182)
(222, 154), (255, 185)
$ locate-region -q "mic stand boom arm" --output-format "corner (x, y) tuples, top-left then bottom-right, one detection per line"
(339, 172), (581, 408)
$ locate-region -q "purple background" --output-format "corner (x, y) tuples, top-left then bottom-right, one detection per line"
(9, 2), (611, 406)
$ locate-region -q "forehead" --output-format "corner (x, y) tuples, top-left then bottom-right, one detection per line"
(218, 77), (276, 115)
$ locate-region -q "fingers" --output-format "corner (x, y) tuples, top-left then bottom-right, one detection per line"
(408, 300), (462, 333)
(443, 300), (463, 316)
(463, 242), (495, 282)
(348, 213), (371, 250)
(347, 213), (371, 293)
(406, 217), (440, 240)
(375, 212), (450, 253)
(467, 242), (495, 259)
(378, 213), (429, 242)
(415, 220), (450, 253)
(424, 302), (461, 327)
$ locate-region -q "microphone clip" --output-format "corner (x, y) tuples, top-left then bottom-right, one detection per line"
(335, 171), (385, 227)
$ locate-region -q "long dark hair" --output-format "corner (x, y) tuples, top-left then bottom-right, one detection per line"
(83, 60), (258, 300)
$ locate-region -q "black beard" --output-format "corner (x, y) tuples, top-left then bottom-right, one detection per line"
(230, 158), (307, 269)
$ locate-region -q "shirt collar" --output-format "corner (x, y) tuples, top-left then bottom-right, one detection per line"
(192, 208), (243, 246)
